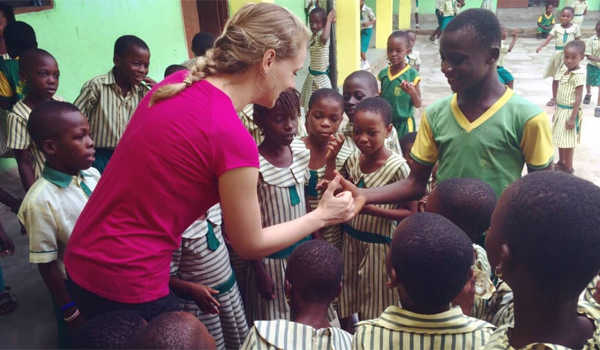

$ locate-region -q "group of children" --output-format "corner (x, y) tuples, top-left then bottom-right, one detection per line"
(1, 2), (600, 350)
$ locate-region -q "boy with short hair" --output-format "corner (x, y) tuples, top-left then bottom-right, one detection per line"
(0, 21), (37, 110)
(352, 213), (495, 349)
(71, 310), (147, 349)
(584, 20), (600, 118)
(484, 171), (600, 348)
(18, 101), (99, 347)
(7, 49), (64, 192)
(74, 35), (151, 173)
(183, 32), (215, 69)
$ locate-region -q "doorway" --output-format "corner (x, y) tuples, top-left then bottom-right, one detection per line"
(181, 0), (229, 58)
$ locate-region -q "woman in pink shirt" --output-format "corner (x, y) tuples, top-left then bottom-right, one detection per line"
(64, 3), (355, 322)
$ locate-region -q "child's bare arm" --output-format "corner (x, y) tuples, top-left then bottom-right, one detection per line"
(586, 55), (600, 63)
(169, 277), (220, 314)
(38, 261), (83, 333)
(412, 64), (421, 72)
(400, 81), (422, 108)
(252, 259), (275, 300)
(567, 85), (584, 130)
(14, 150), (35, 192)
(320, 9), (336, 44)
(536, 34), (554, 52)
(508, 29), (518, 53)
(360, 205), (413, 221)
(324, 134), (345, 180)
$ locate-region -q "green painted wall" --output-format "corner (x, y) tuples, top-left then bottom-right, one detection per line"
(366, 0), (498, 15)
(560, 0), (600, 9)
(275, 0), (308, 23)
(16, 0), (189, 102)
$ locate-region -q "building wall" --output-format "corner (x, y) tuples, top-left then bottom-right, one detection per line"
(16, 0), (189, 102)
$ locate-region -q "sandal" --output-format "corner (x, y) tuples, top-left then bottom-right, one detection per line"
(546, 98), (556, 107)
(0, 287), (17, 315)
(560, 168), (575, 175)
(584, 94), (592, 105)
(595, 107), (600, 118)
(554, 162), (565, 170)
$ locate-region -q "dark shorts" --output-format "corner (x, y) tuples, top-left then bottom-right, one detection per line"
(436, 9), (443, 26)
(69, 278), (180, 321)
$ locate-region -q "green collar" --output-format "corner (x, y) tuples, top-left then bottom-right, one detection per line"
(42, 166), (91, 188)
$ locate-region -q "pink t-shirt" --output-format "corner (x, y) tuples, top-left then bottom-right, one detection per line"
(64, 72), (259, 304)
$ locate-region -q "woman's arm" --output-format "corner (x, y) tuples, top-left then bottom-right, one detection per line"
(219, 168), (354, 260)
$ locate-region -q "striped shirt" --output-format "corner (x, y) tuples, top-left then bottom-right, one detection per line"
(436, 0), (445, 10)
(7, 96), (66, 179)
(0, 109), (10, 156)
(587, 36), (600, 68)
(574, 0), (588, 16)
(74, 70), (149, 149)
(557, 67), (585, 107)
(361, 5), (376, 29)
(584, 276), (599, 306)
(442, 0), (456, 17)
(484, 302), (600, 350)
(407, 50), (421, 67)
(352, 306), (496, 350)
(550, 25), (581, 50)
(242, 320), (353, 350)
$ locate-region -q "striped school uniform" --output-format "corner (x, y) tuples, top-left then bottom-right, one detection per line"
(584, 276), (599, 306)
(241, 320), (353, 350)
(544, 25), (581, 80)
(171, 204), (248, 350)
(352, 305), (496, 350)
(481, 0), (493, 10)
(246, 140), (312, 322)
(74, 70), (149, 172)
(7, 96), (66, 179)
(572, 0), (588, 26)
(300, 30), (332, 111)
(342, 122), (402, 156)
(305, 144), (354, 251)
(586, 36), (600, 87)
(470, 244), (499, 320)
(407, 51), (421, 68)
(339, 152), (410, 320)
(238, 104), (308, 146)
(553, 66), (585, 149)
(489, 281), (516, 327)
(485, 302), (600, 350)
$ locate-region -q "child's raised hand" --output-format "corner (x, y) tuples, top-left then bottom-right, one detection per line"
(143, 76), (158, 88)
(328, 8), (336, 23)
(399, 80), (416, 94)
(512, 29), (518, 38)
(566, 118), (576, 130)
(326, 134), (345, 162)
(256, 269), (276, 301)
(190, 283), (221, 314)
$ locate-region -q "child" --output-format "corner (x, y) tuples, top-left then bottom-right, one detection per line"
(74, 35), (152, 173)
(379, 31), (421, 140)
(537, 6), (580, 107)
(429, 0), (444, 43)
(131, 311), (217, 350)
(341, 71), (401, 156)
(424, 178), (499, 318)
(344, 9), (555, 210)
(169, 204), (249, 350)
(584, 21), (600, 118)
(498, 25), (518, 89)
(7, 49), (64, 192)
(0, 2), (15, 60)
(455, 0), (466, 15)
(18, 101), (99, 348)
(483, 171), (600, 349)
(241, 240), (352, 350)
(332, 97), (411, 329)
(537, 4), (555, 39)
(406, 30), (421, 71)
(245, 89), (314, 322)
(300, 7), (335, 111)
(164, 64), (187, 78)
(302, 88), (349, 251)
(183, 32), (215, 69)
(572, 0), (587, 26)
(411, 0), (419, 29)
(360, 0), (376, 70)
(0, 21), (36, 110)
(352, 213), (495, 349)
(441, 0), (456, 32)
(552, 40), (585, 175)
(71, 311), (147, 349)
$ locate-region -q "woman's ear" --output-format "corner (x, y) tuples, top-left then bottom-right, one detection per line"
(261, 49), (277, 74)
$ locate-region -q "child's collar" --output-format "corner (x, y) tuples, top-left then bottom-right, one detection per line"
(42, 165), (91, 188)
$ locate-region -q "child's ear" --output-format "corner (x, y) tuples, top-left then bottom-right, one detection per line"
(284, 279), (292, 301)
(42, 139), (58, 157)
(387, 266), (399, 289)
(407, 47), (413, 55)
(385, 123), (393, 138)
(113, 54), (121, 67)
(495, 243), (512, 279)
(488, 47), (500, 65)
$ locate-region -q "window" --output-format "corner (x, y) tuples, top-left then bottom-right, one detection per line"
(10, 0), (54, 15)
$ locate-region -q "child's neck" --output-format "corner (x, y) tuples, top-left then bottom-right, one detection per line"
(359, 146), (391, 174)
(112, 67), (132, 97)
(457, 73), (506, 123)
(303, 134), (329, 169)
(510, 295), (594, 349)
(259, 138), (293, 168)
(390, 61), (408, 75)
(45, 159), (79, 177)
(562, 22), (573, 29)
(293, 303), (332, 330)
(23, 93), (51, 110)
(567, 64), (581, 72)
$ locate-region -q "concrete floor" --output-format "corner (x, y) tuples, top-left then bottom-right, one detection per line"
(1, 33), (600, 349)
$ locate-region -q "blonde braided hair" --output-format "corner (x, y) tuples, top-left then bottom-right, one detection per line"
(150, 2), (310, 106)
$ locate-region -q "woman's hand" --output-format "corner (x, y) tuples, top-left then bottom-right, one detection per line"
(314, 176), (356, 226)
(334, 171), (366, 215)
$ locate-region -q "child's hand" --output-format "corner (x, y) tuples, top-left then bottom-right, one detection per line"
(418, 195), (428, 213)
(190, 283), (221, 314)
(256, 270), (276, 301)
(143, 76), (157, 88)
(451, 271), (476, 315)
(512, 29), (518, 38)
(399, 80), (416, 94)
(326, 134), (345, 162)
(536, 46), (542, 53)
(67, 313), (85, 335)
(566, 118), (576, 130)
(0, 230), (14, 257)
(328, 9), (336, 23)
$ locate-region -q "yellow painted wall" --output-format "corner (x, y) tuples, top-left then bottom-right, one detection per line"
(375, 0), (393, 49)
(336, 0), (360, 85)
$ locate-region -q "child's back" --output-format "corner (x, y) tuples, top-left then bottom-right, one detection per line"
(352, 213), (495, 350)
